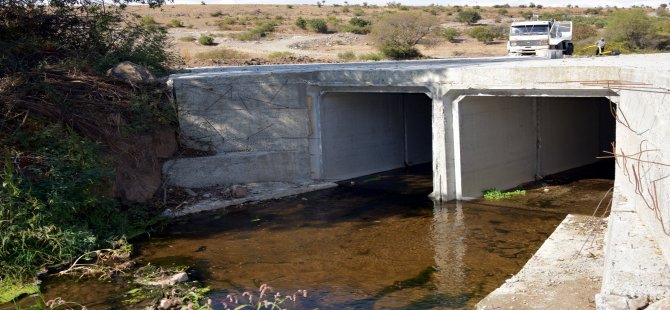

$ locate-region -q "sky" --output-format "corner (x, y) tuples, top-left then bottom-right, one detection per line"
(171, 0), (670, 8)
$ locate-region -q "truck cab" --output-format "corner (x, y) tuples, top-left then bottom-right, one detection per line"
(508, 20), (573, 56)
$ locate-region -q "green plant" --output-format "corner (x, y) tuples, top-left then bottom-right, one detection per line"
(295, 16), (307, 29)
(97, 21), (179, 77)
(442, 27), (460, 42)
(233, 22), (276, 41)
(198, 34), (215, 45)
(457, 9), (481, 25)
(167, 19), (184, 27)
(210, 10), (223, 17)
(482, 188), (526, 200)
(141, 16), (159, 26)
(467, 26), (497, 44)
(370, 11), (436, 59)
(606, 9), (656, 49)
(341, 17), (371, 34)
(307, 18), (328, 33)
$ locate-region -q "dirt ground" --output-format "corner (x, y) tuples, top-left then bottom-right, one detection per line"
(125, 4), (586, 67)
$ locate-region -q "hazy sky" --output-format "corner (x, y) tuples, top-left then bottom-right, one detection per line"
(172, 0), (669, 8)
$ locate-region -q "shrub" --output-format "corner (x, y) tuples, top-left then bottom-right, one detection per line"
(353, 7), (365, 16)
(370, 11), (437, 59)
(442, 27), (460, 42)
(167, 19), (184, 27)
(307, 18), (328, 33)
(141, 16), (159, 27)
(210, 10), (223, 17)
(341, 17), (371, 34)
(572, 21), (597, 41)
(467, 26), (497, 44)
(605, 9), (656, 49)
(198, 34), (215, 45)
(457, 9), (481, 25)
(232, 22), (276, 41)
(295, 16), (307, 29)
(97, 22), (178, 77)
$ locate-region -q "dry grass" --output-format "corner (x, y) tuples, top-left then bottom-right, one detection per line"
(125, 4), (611, 67)
(195, 48), (248, 60)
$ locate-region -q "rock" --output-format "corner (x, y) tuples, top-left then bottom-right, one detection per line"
(231, 185), (247, 198)
(141, 272), (189, 286)
(184, 188), (197, 197)
(646, 297), (670, 310)
(107, 61), (155, 83)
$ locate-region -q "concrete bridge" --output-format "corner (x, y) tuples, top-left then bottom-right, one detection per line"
(166, 54), (670, 308)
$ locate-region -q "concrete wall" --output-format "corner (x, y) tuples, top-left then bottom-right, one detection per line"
(458, 96), (611, 198)
(459, 96), (537, 198)
(165, 74), (313, 187)
(320, 92), (431, 180)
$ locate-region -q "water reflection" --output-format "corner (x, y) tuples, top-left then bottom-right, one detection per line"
(432, 202), (466, 296)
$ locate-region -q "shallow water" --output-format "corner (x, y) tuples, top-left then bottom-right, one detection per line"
(30, 163), (612, 309)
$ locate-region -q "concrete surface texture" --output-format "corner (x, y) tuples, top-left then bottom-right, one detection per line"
(476, 214), (606, 310)
(168, 53), (670, 308)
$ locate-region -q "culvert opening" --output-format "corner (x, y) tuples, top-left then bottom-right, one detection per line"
(319, 92), (432, 182)
(458, 96), (616, 199)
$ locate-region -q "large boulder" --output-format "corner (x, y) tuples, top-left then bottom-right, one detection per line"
(106, 61), (155, 84)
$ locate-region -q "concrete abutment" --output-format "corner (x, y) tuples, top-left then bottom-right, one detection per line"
(167, 55), (670, 309)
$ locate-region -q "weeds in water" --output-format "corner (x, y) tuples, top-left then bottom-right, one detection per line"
(482, 188), (526, 200)
(221, 284), (307, 310)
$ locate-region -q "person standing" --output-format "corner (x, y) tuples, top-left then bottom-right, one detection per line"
(596, 38), (606, 55)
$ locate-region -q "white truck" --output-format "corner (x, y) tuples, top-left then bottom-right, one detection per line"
(507, 20), (573, 57)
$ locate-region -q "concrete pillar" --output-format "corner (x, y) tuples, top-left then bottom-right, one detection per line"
(431, 90), (461, 201)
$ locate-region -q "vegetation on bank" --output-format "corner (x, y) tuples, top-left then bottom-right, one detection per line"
(483, 189), (527, 201)
(0, 0), (179, 303)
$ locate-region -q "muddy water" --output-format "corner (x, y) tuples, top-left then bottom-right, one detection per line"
(34, 163), (612, 309)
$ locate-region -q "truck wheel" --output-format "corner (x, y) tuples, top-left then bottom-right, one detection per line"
(566, 43), (574, 55)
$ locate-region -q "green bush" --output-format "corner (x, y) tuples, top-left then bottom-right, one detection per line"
(380, 44), (421, 59)
(307, 18), (328, 33)
(233, 22), (276, 41)
(341, 17), (371, 34)
(167, 19), (183, 27)
(457, 9), (481, 25)
(295, 16), (307, 29)
(197, 34), (215, 45)
(467, 26), (497, 44)
(442, 27), (460, 42)
(370, 11), (436, 59)
(483, 188), (526, 200)
(606, 9), (656, 49)
(97, 22), (179, 77)
(0, 124), (122, 282)
(141, 16), (159, 27)
(210, 10), (224, 17)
